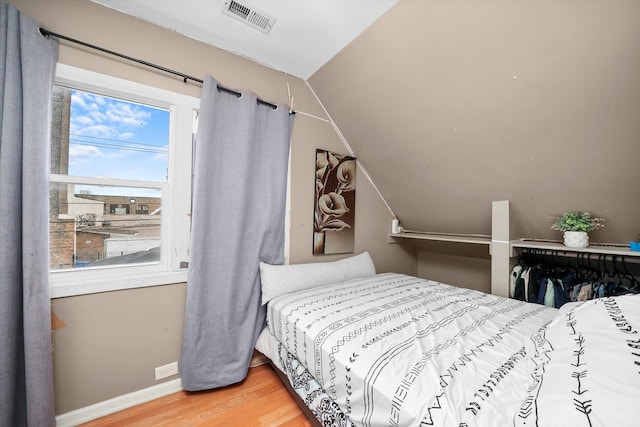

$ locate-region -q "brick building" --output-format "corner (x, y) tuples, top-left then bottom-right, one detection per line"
(48, 87), (74, 269)
(75, 194), (161, 216)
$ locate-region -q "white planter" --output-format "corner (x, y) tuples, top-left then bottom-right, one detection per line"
(563, 231), (589, 248)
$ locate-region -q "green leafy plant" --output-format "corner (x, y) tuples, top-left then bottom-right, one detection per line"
(550, 211), (605, 232)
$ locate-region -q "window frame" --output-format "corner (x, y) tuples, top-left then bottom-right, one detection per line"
(49, 64), (198, 298)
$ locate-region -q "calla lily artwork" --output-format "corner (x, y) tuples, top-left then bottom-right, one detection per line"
(313, 149), (356, 255)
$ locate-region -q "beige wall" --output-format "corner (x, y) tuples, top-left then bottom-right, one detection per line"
(9, 0), (414, 415)
(310, 0), (640, 245)
(51, 284), (186, 412)
(415, 242), (491, 294)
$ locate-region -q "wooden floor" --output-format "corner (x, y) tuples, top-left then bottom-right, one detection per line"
(79, 364), (313, 427)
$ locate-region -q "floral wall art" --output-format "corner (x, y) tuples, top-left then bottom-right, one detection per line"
(314, 149), (356, 255)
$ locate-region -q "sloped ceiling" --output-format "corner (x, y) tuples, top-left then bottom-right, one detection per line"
(309, 0), (640, 243)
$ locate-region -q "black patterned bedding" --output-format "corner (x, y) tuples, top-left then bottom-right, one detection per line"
(261, 272), (640, 427)
(277, 343), (353, 427)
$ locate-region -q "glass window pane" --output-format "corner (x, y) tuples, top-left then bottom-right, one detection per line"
(49, 183), (161, 270)
(51, 86), (169, 182)
(50, 84), (170, 273)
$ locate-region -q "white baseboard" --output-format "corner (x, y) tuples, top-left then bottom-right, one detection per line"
(55, 377), (183, 427)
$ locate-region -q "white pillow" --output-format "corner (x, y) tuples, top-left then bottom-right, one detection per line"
(259, 251), (376, 305)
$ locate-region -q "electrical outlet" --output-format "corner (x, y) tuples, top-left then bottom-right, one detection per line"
(155, 361), (178, 380)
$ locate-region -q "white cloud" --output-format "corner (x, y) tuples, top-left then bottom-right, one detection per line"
(70, 93), (88, 110)
(74, 116), (95, 126)
(87, 110), (107, 123)
(108, 104), (150, 127)
(71, 91), (152, 141)
(69, 145), (104, 166)
(69, 143), (123, 167)
(71, 124), (112, 138)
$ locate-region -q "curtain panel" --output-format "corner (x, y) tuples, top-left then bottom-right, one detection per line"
(181, 76), (294, 390)
(0, 2), (58, 426)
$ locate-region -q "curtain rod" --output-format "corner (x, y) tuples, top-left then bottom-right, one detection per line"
(38, 28), (291, 113)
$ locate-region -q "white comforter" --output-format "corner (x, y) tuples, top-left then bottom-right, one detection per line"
(267, 273), (640, 426)
(516, 293), (640, 426)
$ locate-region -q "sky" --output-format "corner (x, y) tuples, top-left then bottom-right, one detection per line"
(68, 89), (170, 197)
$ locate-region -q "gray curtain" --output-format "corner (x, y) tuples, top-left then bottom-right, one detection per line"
(181, 76), (294, 390)
(0, 3), (58, 426)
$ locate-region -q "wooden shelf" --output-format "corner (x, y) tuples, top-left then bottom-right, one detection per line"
(511, 239), (640, 257)
(388, 232), (491, 245)
(386, 201), (640, 297)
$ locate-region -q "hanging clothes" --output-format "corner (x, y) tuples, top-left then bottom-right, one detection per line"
(510, 250), (639, 308)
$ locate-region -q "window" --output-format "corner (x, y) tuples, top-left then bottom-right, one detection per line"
(50, 87), (168, 270)
(49, 64), (198, 298)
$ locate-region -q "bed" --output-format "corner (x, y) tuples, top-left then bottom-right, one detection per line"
(256, 252), (640, 427)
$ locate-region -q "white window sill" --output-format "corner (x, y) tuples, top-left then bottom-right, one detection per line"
(50, 270), (188, 298)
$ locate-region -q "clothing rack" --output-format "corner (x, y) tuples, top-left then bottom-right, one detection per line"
(519, 247), (640, 266)
(512, 248), (640, 307)
(38, 28), (293, 113)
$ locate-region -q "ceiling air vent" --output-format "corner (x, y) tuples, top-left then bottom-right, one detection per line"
(222, 0), (277, 34)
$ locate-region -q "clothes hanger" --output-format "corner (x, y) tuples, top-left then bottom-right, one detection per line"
(619, 255), (640, 290)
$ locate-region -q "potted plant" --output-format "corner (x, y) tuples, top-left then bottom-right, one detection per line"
(550, 211), (604, 248)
